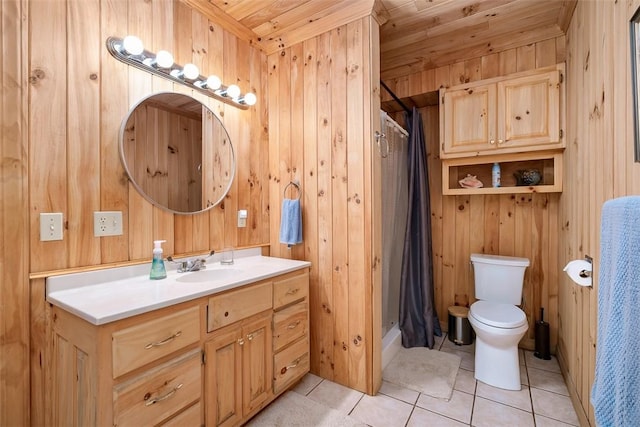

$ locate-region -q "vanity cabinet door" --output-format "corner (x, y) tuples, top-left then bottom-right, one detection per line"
(204, 311), (272, 427)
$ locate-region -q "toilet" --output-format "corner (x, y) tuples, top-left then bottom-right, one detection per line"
(468, 253), (530, 390)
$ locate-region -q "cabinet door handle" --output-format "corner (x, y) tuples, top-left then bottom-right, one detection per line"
(489, 139), (496, 144)
(238, 338), (245, 345)
(144, 383), (183, 406)
(145, 331), (182, 349)
(287, 320), (301, 329)
(246, 329), (263, 341)
(498, 139), (504, 144)
(285, 288), (300, 296)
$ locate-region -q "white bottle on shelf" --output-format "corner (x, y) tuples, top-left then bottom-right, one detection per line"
(491, 162), (501, 188)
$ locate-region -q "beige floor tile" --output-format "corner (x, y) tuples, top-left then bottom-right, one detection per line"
(472, 396), (535, 427)
(535, 414), (579, 426)
(291, 373), (323, 396)
(441, 347), (475, 371)
(307, 379), (364, 415)
(531, 388), (580, 426)
(528, 366), (570, 396)
(525, 351), (561, 373)
(379, 380), (420, 405)
(476, 382), (532, 412)
(453, 368), (477, 395)
(441, 336), (475, 354)
(415, 389), (474, 424)
(350, 393), (414, 427)
(407, 406), (467, 426)
(520, 363), (529, 386)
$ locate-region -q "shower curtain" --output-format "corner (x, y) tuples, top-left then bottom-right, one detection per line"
(380, 112), (409, 338)
(399, 107), (441, 349)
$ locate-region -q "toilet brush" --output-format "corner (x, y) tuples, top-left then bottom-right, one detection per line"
(534, 307), (551, 360)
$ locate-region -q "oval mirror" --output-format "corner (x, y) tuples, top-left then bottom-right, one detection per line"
(120, 92), (235, 214)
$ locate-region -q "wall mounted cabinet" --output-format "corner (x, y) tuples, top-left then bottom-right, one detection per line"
(440, 65), (564, 159)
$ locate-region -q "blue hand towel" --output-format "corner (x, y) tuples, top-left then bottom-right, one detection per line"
(591, 196), (640, 427)
(279, 198), (302, 247)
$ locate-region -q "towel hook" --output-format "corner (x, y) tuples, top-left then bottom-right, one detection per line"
(283, 181), (301, 200)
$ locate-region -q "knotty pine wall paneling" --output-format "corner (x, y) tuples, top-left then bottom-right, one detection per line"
(268, 16), (380, 394)
(1, 0), (29, 425)
(559, 1), (640, 424)
(384, 37), (565, 354)
(28, 0), (267, 274)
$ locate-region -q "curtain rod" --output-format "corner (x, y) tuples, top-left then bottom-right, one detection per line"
(380, 80), (412, 114)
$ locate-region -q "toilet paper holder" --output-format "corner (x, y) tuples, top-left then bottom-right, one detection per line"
(563, 255), (593, 288)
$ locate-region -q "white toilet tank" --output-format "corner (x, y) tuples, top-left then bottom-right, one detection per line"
(471, 254), (530, 304)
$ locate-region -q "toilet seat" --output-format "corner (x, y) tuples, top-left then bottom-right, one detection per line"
(470, 301), (527, 329)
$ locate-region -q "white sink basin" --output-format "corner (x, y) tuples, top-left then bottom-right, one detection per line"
(175, 268), (242, 283)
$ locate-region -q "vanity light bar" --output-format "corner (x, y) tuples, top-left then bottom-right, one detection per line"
(106, 36), (257, 109)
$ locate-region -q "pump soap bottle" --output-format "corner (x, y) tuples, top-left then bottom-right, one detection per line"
(150, 240), (167, 280)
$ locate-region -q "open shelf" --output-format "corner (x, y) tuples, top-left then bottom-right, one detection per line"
(442, 151), (563, 195)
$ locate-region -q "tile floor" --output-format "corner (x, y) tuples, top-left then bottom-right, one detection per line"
(284, 333), (581, 427)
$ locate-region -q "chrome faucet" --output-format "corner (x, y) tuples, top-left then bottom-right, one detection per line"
(167, 250), (215, 273)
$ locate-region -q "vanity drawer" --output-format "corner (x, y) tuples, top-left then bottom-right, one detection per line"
(273, 336), (310, 394)
(273, 301), (308, 352)
(112, 306), (200, 378)
(113, 349), (202, 427)
(273, 271), (309, 310)
(162, 401), (201, 426)
(208, 282), (273, 332)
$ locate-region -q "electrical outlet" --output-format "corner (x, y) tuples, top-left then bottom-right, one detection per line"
(94, 211), (123, 237)
(40, 213), (64, 241)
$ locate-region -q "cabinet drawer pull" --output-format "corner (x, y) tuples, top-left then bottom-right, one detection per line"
(144, 383), (183, 406)
(287, 320), (301, 329)
(498, 139), (504, 144)
(238, 338), (245, 345)
(489, 139), (496, 144)
(285, 288), (300, 296)
(145, 331), (182, 349)
(281, 357), (302, 374)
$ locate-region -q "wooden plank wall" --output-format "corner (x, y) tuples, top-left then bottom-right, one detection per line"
(560, 1), (640, 424)
(383, 36), (566, 352)
(267, 16), (380, 394)
(28, 0), (268, 275)
(1, 1), (29, 425)
(0, 0), (267, 424)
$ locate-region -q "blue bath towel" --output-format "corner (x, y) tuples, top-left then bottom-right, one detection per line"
(591, 196), (640, 427)
(279, 198), (302, 247)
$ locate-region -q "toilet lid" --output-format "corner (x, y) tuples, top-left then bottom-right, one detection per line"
(470, 301), (527, 328)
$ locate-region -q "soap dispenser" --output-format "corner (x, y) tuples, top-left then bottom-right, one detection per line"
(150, 240), (167, 280)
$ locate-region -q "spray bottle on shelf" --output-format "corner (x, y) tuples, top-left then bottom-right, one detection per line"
(491, 162), (501, 188)
(150, 240), (167, 280)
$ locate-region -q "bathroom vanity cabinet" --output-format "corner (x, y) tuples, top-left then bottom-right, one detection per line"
(46, 256), (310, 427)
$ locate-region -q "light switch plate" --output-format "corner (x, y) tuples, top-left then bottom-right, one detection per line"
(40, 213), (64, 241)
(94, 211), (123, 237)
(238, 210), (247, 228)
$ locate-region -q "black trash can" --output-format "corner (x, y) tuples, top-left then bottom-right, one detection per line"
(448, 306), (475, 346)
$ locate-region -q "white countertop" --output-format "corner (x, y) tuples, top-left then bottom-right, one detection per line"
(46, 249), (310, 325)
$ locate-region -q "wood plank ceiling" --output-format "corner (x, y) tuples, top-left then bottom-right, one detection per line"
(183, 0), (576, 79)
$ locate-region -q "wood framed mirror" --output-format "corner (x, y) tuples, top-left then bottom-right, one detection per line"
(120, 92), (235, 214)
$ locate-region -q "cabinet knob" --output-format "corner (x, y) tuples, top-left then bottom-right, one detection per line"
(489, 139), (496, 144)
(498, 139), (504, 144)
(237, 338), (245, 345)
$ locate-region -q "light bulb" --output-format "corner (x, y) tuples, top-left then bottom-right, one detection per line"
(155, 50), (174, 68)
(122, 35), (144, 55)
(226, 84), (241, 99)
(183, 63), (200, 80)
(206, 75), (221, 90)
(241, 92), (257, 106)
